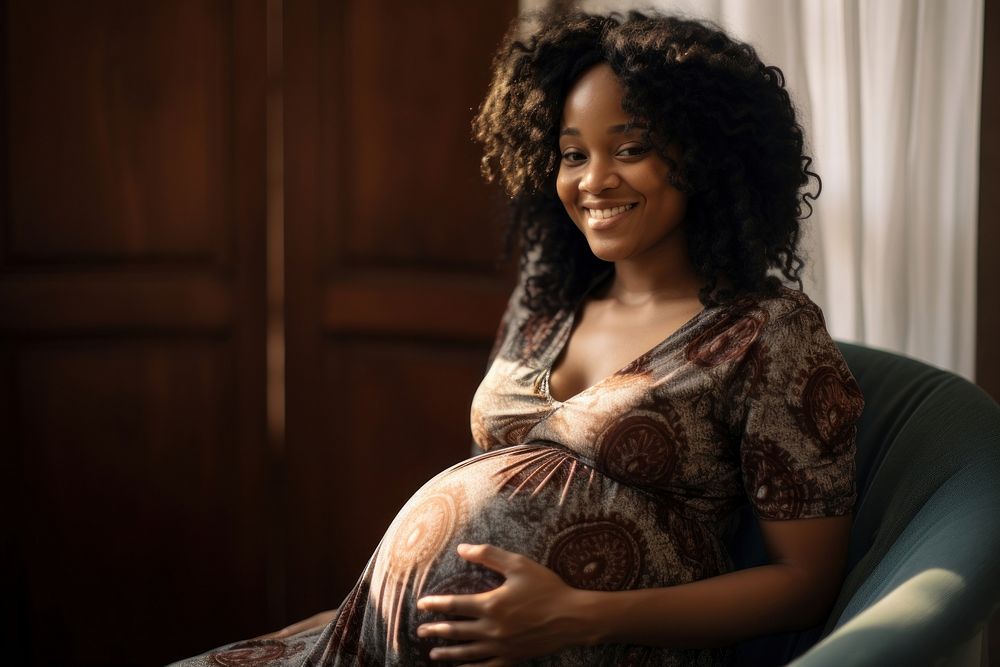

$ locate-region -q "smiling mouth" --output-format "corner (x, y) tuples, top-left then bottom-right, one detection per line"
(584, 203), (637, 218)
(584, 203), (637, 229)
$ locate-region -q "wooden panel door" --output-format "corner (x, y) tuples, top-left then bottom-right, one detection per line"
(283, 0), (519, 620)
(0, 1), (270, 664)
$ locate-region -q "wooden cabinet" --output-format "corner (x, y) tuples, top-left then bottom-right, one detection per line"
(0, 1), (518, 664)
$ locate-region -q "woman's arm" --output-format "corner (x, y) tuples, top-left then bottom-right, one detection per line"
(417, 514), (851, 662)
(575, 514), (852, 648)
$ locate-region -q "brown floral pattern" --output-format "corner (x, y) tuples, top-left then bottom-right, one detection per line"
(655, 499), (727, 581)
(371, 483), (469, 654)
(209, 640), (306, 667)
(170, 286), (861, 667)
(514, 310), (564, 361)
(594, 408), (687, 488)
(799, 363), (866, 445)
(328, 579), (368, 659)
(470, 407), (502, 452)
(685, 307), (769, 367)
(740, 435), (810, 519)
(492, 447), (578, 503)
(543, 512), (646, 591)
(390, 493), (460, 567)
(735, 338), (771, 402)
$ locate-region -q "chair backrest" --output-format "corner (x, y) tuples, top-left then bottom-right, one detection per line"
(728, 342), (1000, 666)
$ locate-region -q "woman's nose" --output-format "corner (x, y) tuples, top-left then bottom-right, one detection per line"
(579, 157), (621, 193)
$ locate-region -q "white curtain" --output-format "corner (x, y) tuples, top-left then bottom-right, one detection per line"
(520, 0), (984, 381)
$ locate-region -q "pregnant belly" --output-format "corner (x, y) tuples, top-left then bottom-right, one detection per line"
(366, 444), (726, 658)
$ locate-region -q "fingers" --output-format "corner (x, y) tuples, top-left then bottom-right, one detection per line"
(455, 543), (525, 575)
(417, 591), (492, 617)
(416, 619), (491, 641)
(427, 641), (500, 662)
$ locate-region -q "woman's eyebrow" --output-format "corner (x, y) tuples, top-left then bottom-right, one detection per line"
(613, 122), (649, 133)
(559, 123), (649, 137)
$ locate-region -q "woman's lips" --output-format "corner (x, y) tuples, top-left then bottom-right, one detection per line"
(585, 203), (637, 230)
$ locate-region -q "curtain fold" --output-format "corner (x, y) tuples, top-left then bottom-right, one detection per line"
(523, 0), (984, 380)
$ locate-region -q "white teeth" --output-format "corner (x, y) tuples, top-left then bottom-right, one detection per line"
(586, 204), (634, 219)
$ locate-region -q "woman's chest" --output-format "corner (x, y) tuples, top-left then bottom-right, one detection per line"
(472, 350), (742, 505)
(548, 297), (705, 403)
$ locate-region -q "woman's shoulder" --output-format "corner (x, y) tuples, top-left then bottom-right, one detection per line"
(728, 285), (829, 330)
(705, 285), (838, 362)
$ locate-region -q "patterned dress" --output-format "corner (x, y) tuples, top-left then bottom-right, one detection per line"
(172, 270), (864, 667)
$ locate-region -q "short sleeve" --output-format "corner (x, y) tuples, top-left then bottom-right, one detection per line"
(738, 299), (865, 520)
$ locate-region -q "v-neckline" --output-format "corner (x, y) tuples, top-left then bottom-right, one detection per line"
(542, 274), (710, 406)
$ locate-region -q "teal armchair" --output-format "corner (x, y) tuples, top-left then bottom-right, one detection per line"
(728, 342), (1000, 667)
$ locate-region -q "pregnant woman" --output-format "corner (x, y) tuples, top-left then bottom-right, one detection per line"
(174, 10), (863, 667)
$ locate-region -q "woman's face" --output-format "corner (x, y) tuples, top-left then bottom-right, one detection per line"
(556, 63), (687, 263)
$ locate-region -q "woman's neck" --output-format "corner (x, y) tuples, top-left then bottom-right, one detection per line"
(604, 245), (705, 307)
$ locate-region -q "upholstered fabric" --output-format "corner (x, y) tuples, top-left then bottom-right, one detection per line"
(729, 342), (1000, 666)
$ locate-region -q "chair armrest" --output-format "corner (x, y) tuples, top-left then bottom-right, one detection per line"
(789, 461), (1000, 667)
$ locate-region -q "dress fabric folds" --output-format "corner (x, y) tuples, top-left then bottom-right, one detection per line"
(170, 275), (863, 667)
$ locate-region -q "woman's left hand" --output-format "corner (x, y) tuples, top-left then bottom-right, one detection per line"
(416, 543), (593, 666)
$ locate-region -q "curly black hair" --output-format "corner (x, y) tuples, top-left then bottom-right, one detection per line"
(472, 10), (819, 314)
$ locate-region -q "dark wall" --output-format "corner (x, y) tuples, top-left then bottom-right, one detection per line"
(2, 2), (270, 663)
(1, 1), (518, 664)
(282, 0), (519, 630)
(977, 0), (999, 402)
(977, 0), (1000, 663)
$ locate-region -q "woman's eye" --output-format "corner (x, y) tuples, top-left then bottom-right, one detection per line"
(561, 150), (586, 163)
(618, 144), (651, 158)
